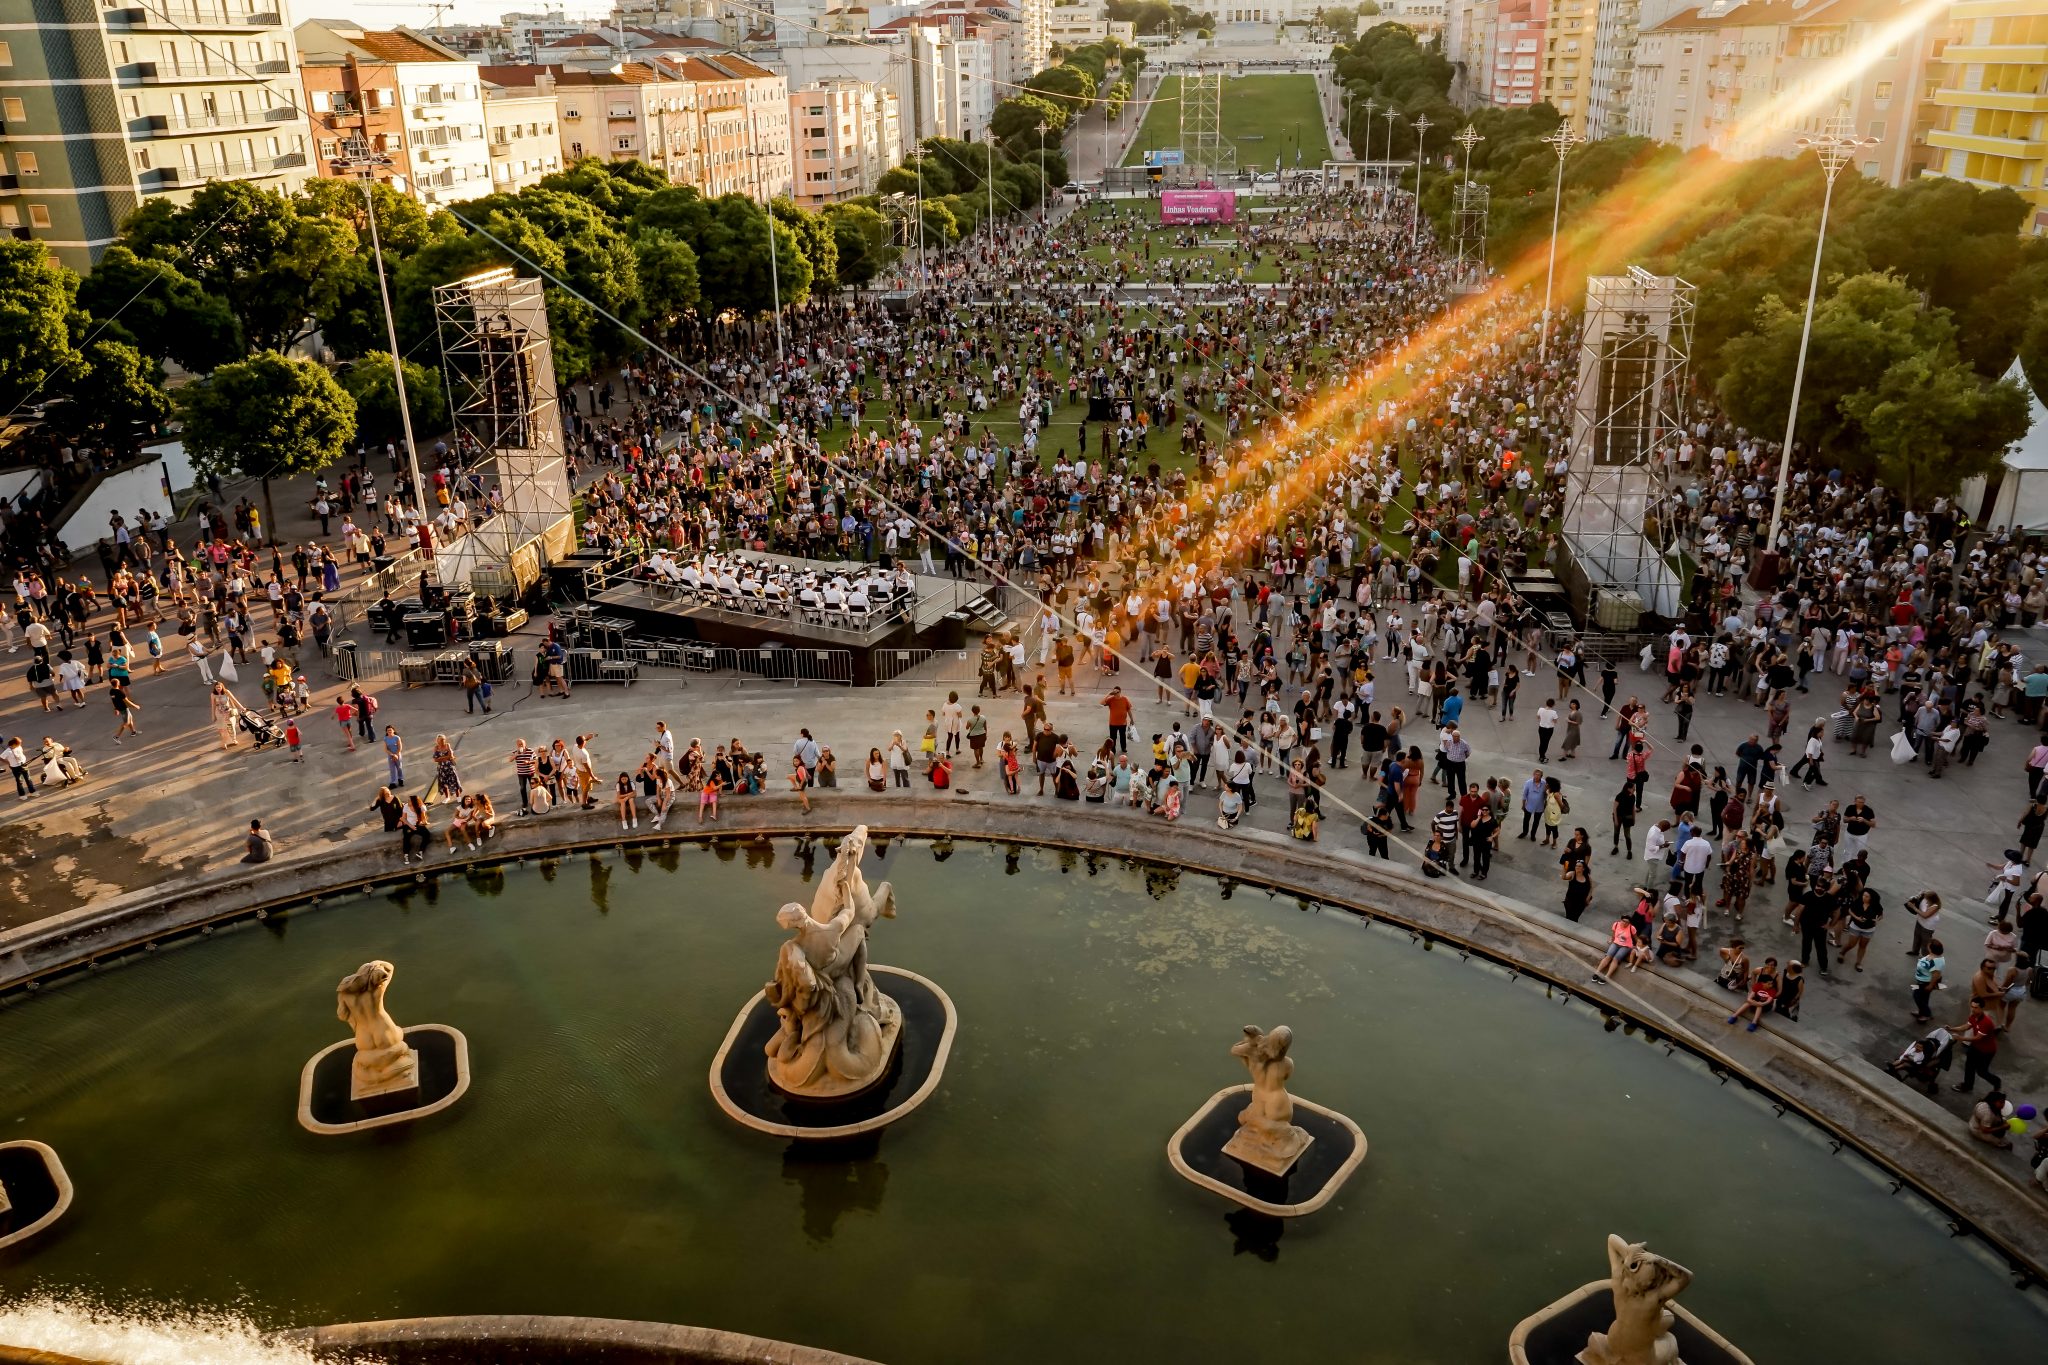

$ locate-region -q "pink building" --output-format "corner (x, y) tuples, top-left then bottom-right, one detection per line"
(1491, 0), (1550, 107)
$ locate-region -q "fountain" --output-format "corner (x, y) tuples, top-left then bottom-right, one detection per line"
(710, 826), (956, 1139)
(1509, 1234), (1755, 1365)
(0, 1142), (72, 1252)
(297, 960), (471, 1135)
(1168, 1024), (1365, 1217)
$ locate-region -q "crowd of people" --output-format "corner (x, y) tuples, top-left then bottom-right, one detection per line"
(7, 177), (2048, 1186)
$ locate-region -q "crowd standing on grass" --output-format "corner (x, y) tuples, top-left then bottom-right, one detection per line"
(11, 182), (2048, 1183)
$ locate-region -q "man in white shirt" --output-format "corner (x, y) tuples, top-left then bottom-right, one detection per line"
(1679, 831), (1714, 896)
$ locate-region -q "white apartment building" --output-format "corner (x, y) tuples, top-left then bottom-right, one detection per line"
(0, 0), (317, 270)
(297, 23), (491, 208)
(771, 30), (955, 142)
(789, 77), (902, 206)
(482, 83), (563, 191)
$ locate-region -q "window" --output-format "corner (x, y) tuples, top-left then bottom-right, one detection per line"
(1868, 120), (1884, 139)
(113, 41), (128, 63)
(1, 97), (24, 122)
(27, 204), (50, 228)
(1863, 160), (1879, 178)
(1875, 81), (1893, 101)
(16, 151), (35, 175)
(0, 41), (12, 66)
(133, 147), (150, 170)
(125, 96), (140, 117)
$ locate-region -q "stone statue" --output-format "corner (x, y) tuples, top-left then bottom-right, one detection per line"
(1221, 1024), (1313, 1175)
(764, 826), (901, 1098)
(336, 960), (420, 1100)
(1581, 1233), (1692, 1365)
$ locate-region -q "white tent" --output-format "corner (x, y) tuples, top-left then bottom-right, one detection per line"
(1963, 358), (2048, 532)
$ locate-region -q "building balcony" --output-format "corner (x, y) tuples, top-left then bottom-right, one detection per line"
(1940, 43), (2048, 64)
(135, 58), (289, 83)
(1928, 127), (2048, 158)
(1933, 86), (2048, 113)
(148, 150), (305, 189)
(145, 105), (297, 135)
(114, 3), (283, 31)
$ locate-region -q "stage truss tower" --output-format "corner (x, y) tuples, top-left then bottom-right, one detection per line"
(1178, 69), (1234, 180)
(433, 268), (577, 595)
(1561, 267), (1696, 619)
(1451, 181), (1489, 276)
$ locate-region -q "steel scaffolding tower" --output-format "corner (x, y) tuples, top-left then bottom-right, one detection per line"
(432, 268), (577, 595)
(1560, 267), (1697, 619)
(1451, 181), (1489, 272)
(1177, 69), (1234, 179)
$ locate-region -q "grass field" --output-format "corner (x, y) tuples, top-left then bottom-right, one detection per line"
(1122, 74), (1333, 172)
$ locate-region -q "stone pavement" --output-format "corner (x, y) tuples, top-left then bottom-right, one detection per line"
(2, 607), (2045, 1196)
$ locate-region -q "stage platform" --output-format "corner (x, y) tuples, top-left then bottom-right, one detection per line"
(586, 553), (1011, 682)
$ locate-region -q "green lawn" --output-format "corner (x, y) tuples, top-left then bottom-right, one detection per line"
(1122, 74), (1333, 172)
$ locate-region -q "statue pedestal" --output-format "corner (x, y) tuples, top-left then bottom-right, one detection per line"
(766, 1006), (904, 1102)
(299, 1024), (471, 1136)
(1168, 1085), (1365, 1218)
(711, 966), (956, 1141)
(350, 1044), (422, 1104)
(1508, 1282), (1755, 1365)
(0, 1141), (73, 1252)
(1220, 1124), (1313, 1177)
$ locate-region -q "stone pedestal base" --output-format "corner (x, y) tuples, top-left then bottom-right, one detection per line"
(712, 966), (955, 1140)
(1221, 1123), (1313, 1177)
(766, 1004), (903, 1102)
(351, 1045), (422, 1104)
(1508, 1281), (1755, 1365)
(300, 1024), (471, 1136)
(1168, 1085), (1365, 1218)
(0, 1141), (73, 1251)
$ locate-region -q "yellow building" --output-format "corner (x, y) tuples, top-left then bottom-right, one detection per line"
(1542, 0), (1603, 136)
(1928, 0), (2048, 229)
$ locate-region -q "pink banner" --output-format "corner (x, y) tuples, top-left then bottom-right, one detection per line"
(1160, 189), (1237, 224)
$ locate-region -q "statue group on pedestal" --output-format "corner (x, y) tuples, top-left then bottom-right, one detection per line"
(764, 825), (903, 1098)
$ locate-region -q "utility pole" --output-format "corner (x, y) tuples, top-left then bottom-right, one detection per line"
(1408, 113), (1431, 249)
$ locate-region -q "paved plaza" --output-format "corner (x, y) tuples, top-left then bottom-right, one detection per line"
(4, 593), (2045, 1198)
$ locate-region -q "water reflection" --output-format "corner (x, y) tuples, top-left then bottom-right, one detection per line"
(782, 1137), (889, 1243)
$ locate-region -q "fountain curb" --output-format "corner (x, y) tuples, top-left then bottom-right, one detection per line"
(1, 791), (2043, 1285)
(280, 1313), (880, 1363)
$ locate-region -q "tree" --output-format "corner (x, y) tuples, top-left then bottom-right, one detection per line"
(822, 203), (894, 287)
(668, 194), (813, 318)
(296, 178), (432, 254)
(76, 245), (243, 373)
(340, 352), (446, 448)
(1842, 352), (2029, 509)
(992, 95), (1065, 148)
(1023, 66), (1095, 126)
(773, 198), (838, 290)
(65, 340), (171, 449)
(116, 181), (355, 355)
(634, 227), (702, 328)
(538, 157), (668, 222)
(176, 351), (355, 539)
(0, 237), (80, 414)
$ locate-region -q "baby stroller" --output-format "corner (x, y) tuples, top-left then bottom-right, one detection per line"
(239, 709), (286, 750)
(1885, 1027), (1954, 1096)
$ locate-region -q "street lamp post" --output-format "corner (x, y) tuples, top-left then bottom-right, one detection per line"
(1377, 105), (1397, 218)
(1454, 122), (1483, 187)
(1038, 119), (1049, 226)
(337, 139), (431, 555)
(1538, 121), (1580, 364)
(747, 108), (785, 375)
(1760, 118), (1880, 585)
(1358, 95), (1377, 193)
(1408, 113), (1431, 250)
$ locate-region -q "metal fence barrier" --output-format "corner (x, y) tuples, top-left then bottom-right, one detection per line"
(714, 644), (854, 687)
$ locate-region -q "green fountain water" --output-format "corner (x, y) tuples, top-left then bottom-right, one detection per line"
(1, 839), (2040, 1362)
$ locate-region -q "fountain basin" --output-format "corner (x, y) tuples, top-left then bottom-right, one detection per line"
(709, 967), (956, 1140)
(0, 1142), (72, 1252)
(298, 1025), (472, 1135)
(1168, 1085), (1365, 1217)
(1508, 1281), (1755, 1365)
(287, 1314), (877, 1363)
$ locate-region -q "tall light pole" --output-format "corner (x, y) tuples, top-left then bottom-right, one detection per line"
(1538, 121), (1580, 363)
(1454, 122), (1483, 187)
(1378, 104), (1397, 217)
(1761, 117), (1879, 585)
(1358, 94), (1377, 191)
(338, 138), (430, 555)
(1408, 112), (1431, 249)
(1038, 119), (1049, 225)
(748, 107), (785, 374)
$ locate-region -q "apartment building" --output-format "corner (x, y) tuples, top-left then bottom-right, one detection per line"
(772, 28), (954, 143)
(1927, 0), (2048, 226)
(1542, 0), (1598, 131)
(297, 22), (490, 208)
(1488, 0), (1549, 106)
(674, 53), (792, 198)
(0, 0), (315, 270)
(487, 63), (701, 184)
(789, 77), (902, 207)
(482, 80), (563, 191)
(1378, 0), (1450, 37)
